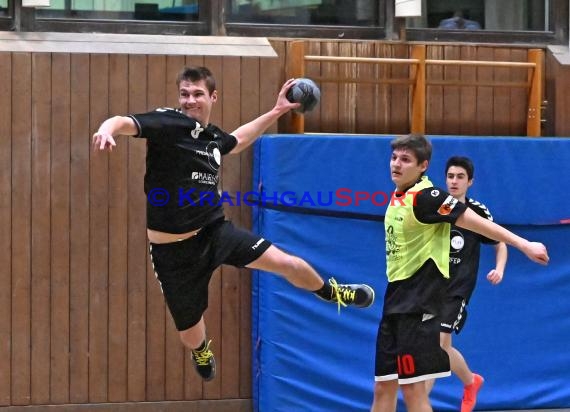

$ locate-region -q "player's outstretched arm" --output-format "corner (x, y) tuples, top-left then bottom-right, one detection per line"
(456, 208), (549, 265)
(92, 116), (138, 152)
(230, 79), (300, 154)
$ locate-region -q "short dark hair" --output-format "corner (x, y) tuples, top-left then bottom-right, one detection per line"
(176, 66), (216, 95)
(445, 156), (474, 180)
(390, 134), (432, 164)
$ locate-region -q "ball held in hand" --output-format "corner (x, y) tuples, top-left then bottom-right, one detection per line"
(286, 78), (321, 113)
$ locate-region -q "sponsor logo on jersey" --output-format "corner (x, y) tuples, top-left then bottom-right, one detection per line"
(451, 234), (464, 250)
(437, 195), (458, 215)
(191, 122), (204, 139)
(195, 143), (222, 171)
(385, 225), (402, 261)
(191, 172), (218, 185)
(208, 144), (221, 168)
(422, 313), (435, 322)
(252, 238), (265, 250)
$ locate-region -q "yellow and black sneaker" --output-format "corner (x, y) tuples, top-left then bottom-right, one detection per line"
(326, 277), (375, 312)
(191, 340), (216, 381)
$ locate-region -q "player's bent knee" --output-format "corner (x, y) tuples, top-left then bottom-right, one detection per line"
(248, 246), (305, 277)
(178, 324), (203, 349)
(278, 253), (305, 277)
(373, 379), (398, 397)
(400, 381), (428, 402)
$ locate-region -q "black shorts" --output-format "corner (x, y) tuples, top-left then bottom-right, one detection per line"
(440, 295), (468, 334)
(375, 313), (450, 384)
(149, 219), (271, 331)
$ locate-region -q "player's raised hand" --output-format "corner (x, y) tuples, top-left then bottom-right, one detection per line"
(92, 131), (117, 152)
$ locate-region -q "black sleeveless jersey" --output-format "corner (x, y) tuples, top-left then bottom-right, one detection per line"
(129, 108), (237, 234)
(447, 198), (498, 301)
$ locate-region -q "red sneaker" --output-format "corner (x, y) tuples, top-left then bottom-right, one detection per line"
(461, 373), (484, 412)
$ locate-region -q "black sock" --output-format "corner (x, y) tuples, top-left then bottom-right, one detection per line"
(194, 340), (206, 352)
(313, 281), (332, 300)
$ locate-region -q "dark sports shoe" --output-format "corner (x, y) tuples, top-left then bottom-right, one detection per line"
(191, 340), (216, 381)
(321, 277), (375, 312)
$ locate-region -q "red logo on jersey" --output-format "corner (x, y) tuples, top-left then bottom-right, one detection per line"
(437, 195), (458, 216)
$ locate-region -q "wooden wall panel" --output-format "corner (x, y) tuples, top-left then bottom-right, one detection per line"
(492, 48), (512, 135)
(442, 45), (461, 135)
(11, 52), (32, 407)
(546, 50), (570, 136)
(31, 52), (52, 406)
(304, 41), (322, 132)
(544, 52), (556, 137)
(316, 41), (340, 133)
(555, 61), (570, 136)
(89, 53), (110, 404)
(1, 38), (556, 410)
(375, 43), (393, 133)
(509, 48), (530, 136)
(390, 43), (411, 135)
(107, 53), (129, 404)
(337, 42), (357, 133)
(273, 40), (539, 136)
(1, 399), (252, 412)
(0, 51), (12, 408)
(475, 47), (495, 136)
(355, 42), (376, 134)
(459, 46), (478, 136)
(426, 45), (444, 134)
(50, 52), (71, 405)
(68, 53), (91, 404)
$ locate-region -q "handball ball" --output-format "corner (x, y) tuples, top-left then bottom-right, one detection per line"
(286, 78), (321, 113)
